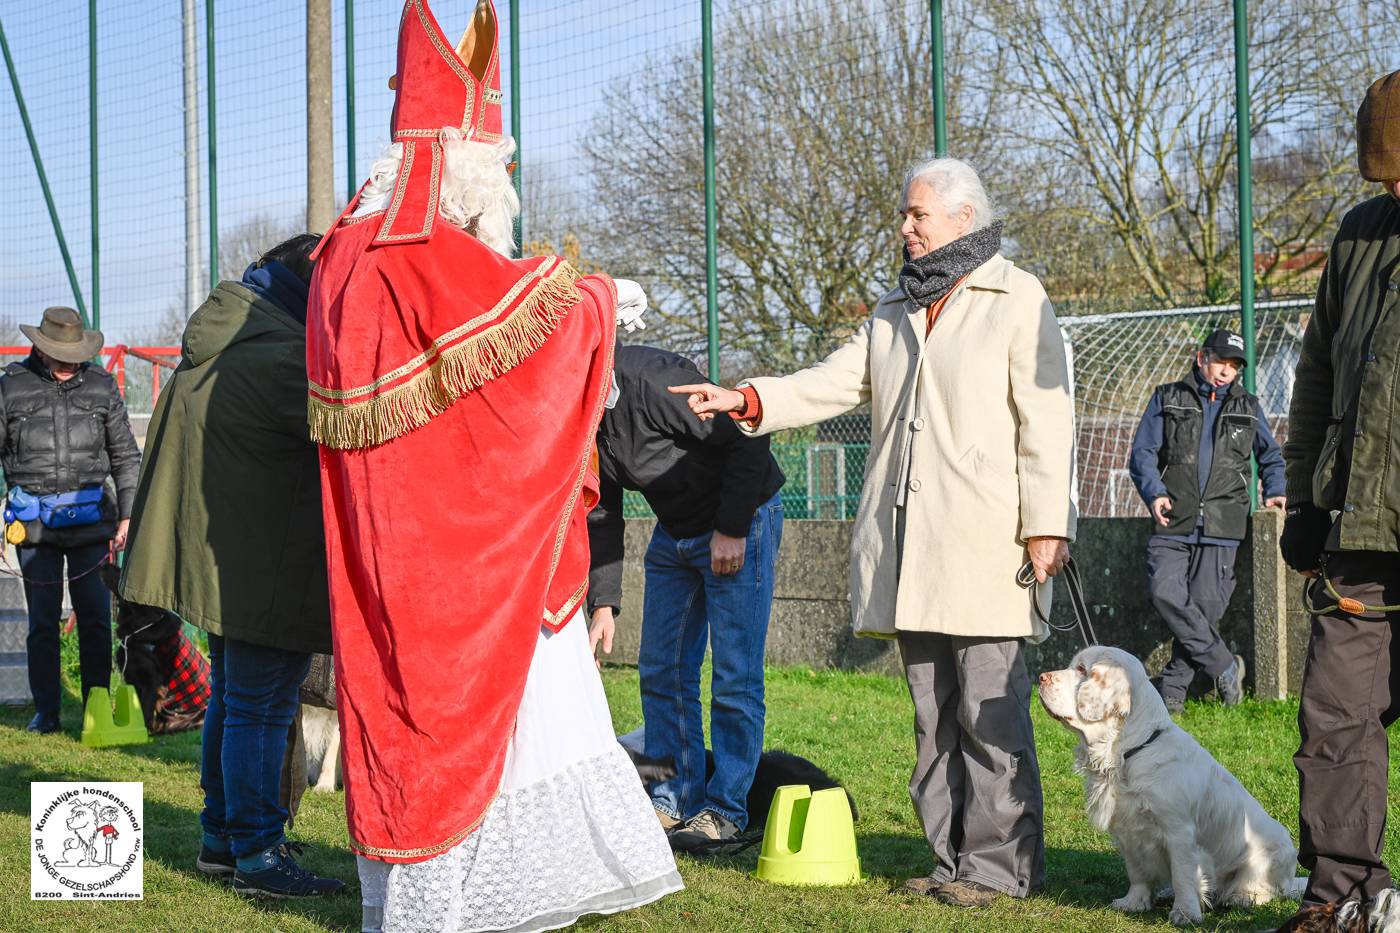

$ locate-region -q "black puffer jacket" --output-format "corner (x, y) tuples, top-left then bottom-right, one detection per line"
(0, 354), (142, 518)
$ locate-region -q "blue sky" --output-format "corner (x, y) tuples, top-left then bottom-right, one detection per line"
(1, 1), (704, 343)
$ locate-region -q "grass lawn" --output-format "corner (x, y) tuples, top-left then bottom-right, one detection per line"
(2, 658), (1397, 932)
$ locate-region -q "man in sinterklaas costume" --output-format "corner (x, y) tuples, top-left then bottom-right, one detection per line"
(306, 2), (681, 930)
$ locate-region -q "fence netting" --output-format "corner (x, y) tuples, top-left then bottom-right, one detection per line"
(4, 1), (1396, 495)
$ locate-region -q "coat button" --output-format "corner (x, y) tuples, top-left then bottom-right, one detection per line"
(1389, 280), (1398, 292)
(1356, 427), (1364, 437)
(908, 479), (922, 492)
(1366, 353), (1377, 362)
(1344, 503), (1355, 512)
(911, 417), (925, 431)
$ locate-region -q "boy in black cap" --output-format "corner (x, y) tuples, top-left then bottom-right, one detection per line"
(1128, 328), (1286, 713)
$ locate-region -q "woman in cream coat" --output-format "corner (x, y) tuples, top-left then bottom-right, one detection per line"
(673, 158), (1076, 907)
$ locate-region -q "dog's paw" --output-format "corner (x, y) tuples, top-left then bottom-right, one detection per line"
(1111, 888), (1153, 913)
(1168, 901), (1203, 926)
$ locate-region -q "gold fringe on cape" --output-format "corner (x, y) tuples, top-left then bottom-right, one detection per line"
(309, 261), (582, 449)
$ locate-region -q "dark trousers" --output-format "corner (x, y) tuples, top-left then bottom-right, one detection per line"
(898, 632), (1045, 897)
(1295, 550), (1400, 905)
(200, 633), (311, 858)
(20, 542), (112, 720)
(1146, 538), (1238, 701)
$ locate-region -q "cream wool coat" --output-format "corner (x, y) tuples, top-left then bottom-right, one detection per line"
(741, 253), (1076, 639)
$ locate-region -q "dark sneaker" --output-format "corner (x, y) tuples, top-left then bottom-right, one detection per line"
(933, 879), (1002, 907)
(899, 875), (942, 896)
(26, 713), (59, 734)
(1216, 655), (1246, 707)
(1163, 695), (1185, 716)
(195, 844), (236, 881)
(668, 809), (740, 853)
(232, 842), (346, 899)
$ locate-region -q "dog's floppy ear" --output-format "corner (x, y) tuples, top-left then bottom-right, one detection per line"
(1075, 661), (1132, 723)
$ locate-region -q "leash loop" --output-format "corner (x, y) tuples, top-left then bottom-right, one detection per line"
(1301, 553), (1400, 617)
(1017, 555), (1098, 649)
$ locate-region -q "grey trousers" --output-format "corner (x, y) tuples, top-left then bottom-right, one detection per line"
(1147, 538), (1238, 700)
(897, 631), (1045, 897)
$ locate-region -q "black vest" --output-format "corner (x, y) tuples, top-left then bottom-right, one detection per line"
(1156, 378), (1258, 540)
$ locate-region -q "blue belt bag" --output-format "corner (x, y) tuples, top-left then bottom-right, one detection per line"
(38, 486), (105, 528)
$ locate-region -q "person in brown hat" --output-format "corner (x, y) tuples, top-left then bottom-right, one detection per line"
(1274, 69), (1400, 927)
(1, 306), (141, 734)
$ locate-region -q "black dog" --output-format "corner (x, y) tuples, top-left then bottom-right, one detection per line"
(100, 564), (205, 733)
(622, 743), (857, 832)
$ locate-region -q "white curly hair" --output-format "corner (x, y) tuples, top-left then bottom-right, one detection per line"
(360, 126), (519, 256)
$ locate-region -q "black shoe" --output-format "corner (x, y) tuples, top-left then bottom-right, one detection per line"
(26, 713), (59, 734)
(195, 844), (236, 881)
(231, 842), (347, 899)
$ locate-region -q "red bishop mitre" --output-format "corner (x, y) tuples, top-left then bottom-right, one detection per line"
(314, 0), (504, 257)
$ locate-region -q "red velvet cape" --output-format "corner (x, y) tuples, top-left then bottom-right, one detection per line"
(307, 213), (615, 861)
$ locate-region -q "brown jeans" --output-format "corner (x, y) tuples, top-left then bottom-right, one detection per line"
(1295, 550), (1400, 904)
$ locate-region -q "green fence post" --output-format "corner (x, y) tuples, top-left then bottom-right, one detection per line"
(89, 0), (99, 330)
(207, 0), (218, 290)
(930, 0), (946, 157)
(510, 0), (521, 257)
(345, 0), (356, 204)
(2, 16), (90, 324)
(701, 0), (720, 380)
(1233, 0), (1258, 508)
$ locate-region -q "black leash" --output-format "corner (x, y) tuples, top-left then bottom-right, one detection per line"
(1016, 556), (1098, 649)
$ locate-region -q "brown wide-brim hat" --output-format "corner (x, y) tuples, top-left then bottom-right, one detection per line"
(20, 307), (104, 364)
(1357, 69), (1400, 182)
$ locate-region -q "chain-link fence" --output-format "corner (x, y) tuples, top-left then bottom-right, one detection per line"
(4, 1), (1396, 485)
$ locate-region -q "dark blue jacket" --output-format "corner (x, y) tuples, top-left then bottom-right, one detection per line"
(1129, 368), (1285, 545)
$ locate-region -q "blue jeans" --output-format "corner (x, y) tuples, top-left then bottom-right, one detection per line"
(639, 493), (783, 829)
(200, 633), (311, 858)
(20, 542), (112, 720)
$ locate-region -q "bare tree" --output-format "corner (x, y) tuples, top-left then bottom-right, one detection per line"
(974, 0), (1389, 307)
(576, 0), (1000, 375)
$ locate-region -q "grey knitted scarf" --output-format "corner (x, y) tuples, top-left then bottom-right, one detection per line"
(898, 221), (1004, 307)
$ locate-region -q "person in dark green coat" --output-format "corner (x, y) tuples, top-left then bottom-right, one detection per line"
(119, 233), (345, 900)
(1276, 69), (1400, 922)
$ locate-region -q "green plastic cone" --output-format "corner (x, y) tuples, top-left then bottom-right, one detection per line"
(755, 784), (860, 886)
(80, 685), (150, 748)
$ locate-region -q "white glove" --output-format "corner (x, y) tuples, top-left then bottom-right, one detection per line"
(614, 278), (648, 333)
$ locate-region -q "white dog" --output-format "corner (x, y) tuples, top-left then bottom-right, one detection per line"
(1038, 645), (1304, 926)
(302, 704), (342, 793)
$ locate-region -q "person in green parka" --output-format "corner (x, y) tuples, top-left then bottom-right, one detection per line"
(119, 233), (345, 899)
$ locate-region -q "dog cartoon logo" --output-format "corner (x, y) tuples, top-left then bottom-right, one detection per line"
(31, 782), (143, 899)
(52, 800), (105, 867)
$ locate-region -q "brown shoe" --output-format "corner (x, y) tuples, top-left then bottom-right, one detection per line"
(898, 875), (942, 896)
(668, 810), (740, 853)
(655, 808), (681, 832)
(933, 880), (1002, 908)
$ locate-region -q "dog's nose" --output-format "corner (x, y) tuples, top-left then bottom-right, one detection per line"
(1038, 672), (1052, 687)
